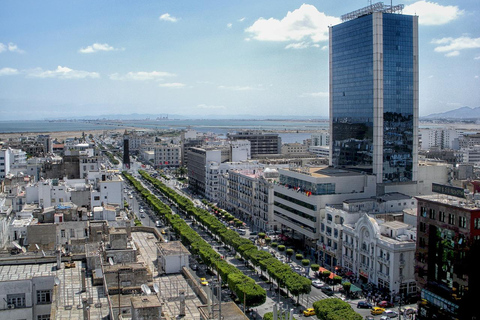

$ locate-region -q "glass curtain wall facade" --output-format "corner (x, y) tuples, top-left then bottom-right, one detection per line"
(329, 8), (418, 184)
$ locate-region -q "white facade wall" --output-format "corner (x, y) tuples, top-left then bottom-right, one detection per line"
(0, 148), (11, 180)
(273, 168), (377, 241)
(230, 140), (251, 161)
(342, 214), (417, 295)
(309, 146), (330, 157)
(154, 144), (181, 167)
(311, 132), (330, 146)
(0, 276), (55, 319)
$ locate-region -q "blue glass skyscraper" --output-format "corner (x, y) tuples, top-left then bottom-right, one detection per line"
(329, 3), (418, 185)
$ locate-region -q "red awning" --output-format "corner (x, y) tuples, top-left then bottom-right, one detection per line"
(329, 273), (337, 279)
(319, 267), (328, 273)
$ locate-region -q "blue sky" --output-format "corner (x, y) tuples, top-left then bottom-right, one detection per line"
(0, 0), (478, 120)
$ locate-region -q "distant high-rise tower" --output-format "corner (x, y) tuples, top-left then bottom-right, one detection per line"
(329, 3), (418, 185)
(123, 132), (130, 169)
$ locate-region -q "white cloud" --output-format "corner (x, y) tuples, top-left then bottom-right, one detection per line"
(300, 91), (328, 98)
(109, 71), (175, 81)
(432, 36), (480, 56)
(475, 56), (480, 60)
(0, 42), (25, 53)
(445, 51), (460, 57)
(197, 104), (226, 110)
(238, 17), (246, 22)
(218, 85), (263, 91)
(245, 4), (340, 44)
(0, 67), (19, 76)
(158, 82), (185, 88)
(403, 1), (463, 26)
(227, 23), (233, 28)
(285, 42), (311, 49)
(27, 66), (99, 79)
(159, 13), (178, 22)
(475, 75), (479, 79)
(79, 43), (124, 53)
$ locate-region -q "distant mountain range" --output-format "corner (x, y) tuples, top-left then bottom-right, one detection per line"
(423, 107), (480, 119)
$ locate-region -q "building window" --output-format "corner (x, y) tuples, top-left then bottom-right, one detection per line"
(419, 222), (426, 232)
(429, 209), (436, 219)
(7, 293), (26, 308)
(458, 216), (466, 229)
(36, 290), (52, 304)
(475, 218), (480, 230)
(38, 315), (51, 320)
(448, 213), (455, 225)
(94, 196), (100, 201)
(439, 211), (445, 223)
(70, 229), (75, 237)
(61, 230), (65, 238)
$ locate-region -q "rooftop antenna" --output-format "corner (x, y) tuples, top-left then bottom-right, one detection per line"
(141, 284), (152, 295)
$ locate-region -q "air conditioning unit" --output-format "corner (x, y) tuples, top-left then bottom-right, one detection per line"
(7, 304), (15, 309)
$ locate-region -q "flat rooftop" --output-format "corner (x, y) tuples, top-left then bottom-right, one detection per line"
(416, 194), (480, 210)
(287, 166), (368, 178)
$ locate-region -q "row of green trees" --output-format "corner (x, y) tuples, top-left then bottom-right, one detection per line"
(312, 298), (362, 320)
(139, 170), (312, 303)
(123, 172), (266, 308)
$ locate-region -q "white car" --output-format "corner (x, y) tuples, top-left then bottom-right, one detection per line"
(312, 280), (324, 288)
(384, 310), (398, 318)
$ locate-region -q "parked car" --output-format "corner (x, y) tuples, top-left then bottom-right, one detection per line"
(321, 286), (334, 296)
(377, 301), (394, 308)
(303, 308), (315, 316)
(312, 280), (323, 288)
(200, 278), (208, 286)
(384, 310), (398, 318)
(250, 231), (258, 236)
(357, 301), (373, 309)
(371, 307), (385, 315)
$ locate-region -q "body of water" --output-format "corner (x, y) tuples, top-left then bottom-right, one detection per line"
(0, 119), (329, 143)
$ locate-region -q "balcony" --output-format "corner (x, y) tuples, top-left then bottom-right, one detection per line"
(343, 241), (353, 249)
(378, 271), (390, 280)
(377, 256), (390, 264)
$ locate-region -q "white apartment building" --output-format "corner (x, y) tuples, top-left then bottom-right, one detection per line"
(420, 128), (459, 150)
(273, 166), (377, 250)
(455, 146), (480, 165)
(0, 148), (11, 181)
(311, 132), (330, 147)
(154, 144), (181, 168)
(206, 161), (262, 202)
(219, 167), (279, 231)
(79, 155), (102, 179)
(124, 131), (154, 152)
(342, 213), (417, 296)
(281, 143), (308, 155)
(318, 193), (416, 269)
(0, 275), (55, 319)
(309, 145), (330, 158)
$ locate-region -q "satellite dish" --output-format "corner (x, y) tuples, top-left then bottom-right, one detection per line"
(108, 257), (114, 266)
(41, 250), (46, 257)
(35, 244), (40, 250)
(54, 277), (60, 286)
(141, 284), (151, 295)
(153, 283), (160, 294)
(12, 241), (22, 250)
